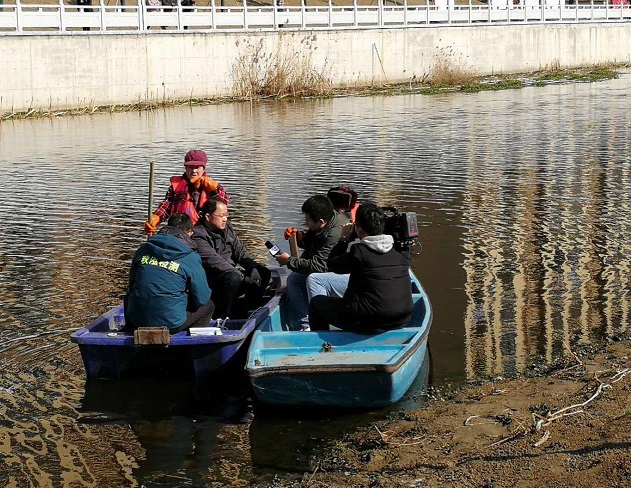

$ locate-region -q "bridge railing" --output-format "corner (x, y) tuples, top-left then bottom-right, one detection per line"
(0, 0), (629, 33)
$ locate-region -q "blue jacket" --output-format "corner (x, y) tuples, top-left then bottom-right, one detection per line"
(126, 233), (211, 329)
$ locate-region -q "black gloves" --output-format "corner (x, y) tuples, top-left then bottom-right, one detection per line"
(243, 268), (262, 287)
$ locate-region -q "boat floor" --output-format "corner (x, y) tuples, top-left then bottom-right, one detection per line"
(250, 329), (422, 369)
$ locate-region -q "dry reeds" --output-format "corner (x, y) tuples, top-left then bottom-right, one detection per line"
(426, 51), (477, 87)
(231, 44), (332, 99)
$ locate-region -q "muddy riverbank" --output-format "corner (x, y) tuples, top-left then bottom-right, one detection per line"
(270, 339), (631, 487)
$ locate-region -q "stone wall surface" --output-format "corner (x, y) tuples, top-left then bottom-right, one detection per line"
(1, 24), (630, 113)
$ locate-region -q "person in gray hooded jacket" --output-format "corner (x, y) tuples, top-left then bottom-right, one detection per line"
(308, 203), (413, 332)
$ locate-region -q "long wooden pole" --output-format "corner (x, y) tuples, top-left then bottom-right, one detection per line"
(147, 161), (155, 239)
(289, 232), (299, 257)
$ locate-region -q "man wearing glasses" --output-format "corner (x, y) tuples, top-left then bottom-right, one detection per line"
(193, 198), (271, 319)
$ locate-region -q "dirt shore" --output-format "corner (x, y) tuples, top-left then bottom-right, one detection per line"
(271, 340), (631, 488)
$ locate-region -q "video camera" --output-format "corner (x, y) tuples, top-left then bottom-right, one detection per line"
(381, 206), (419, 250)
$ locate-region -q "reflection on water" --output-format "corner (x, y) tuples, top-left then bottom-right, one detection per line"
(0, 73), (630, 485)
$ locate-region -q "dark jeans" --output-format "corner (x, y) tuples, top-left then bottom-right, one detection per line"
(309, 296), (359, 332)
(170, 300), (215, 334)
(309, 296), (405, 333)
(208, 266), (271, 319)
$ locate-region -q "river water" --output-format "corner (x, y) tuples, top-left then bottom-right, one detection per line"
(1, 73), (630, 486)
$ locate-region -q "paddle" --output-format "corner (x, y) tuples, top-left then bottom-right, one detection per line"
(147, 160), (155, 240)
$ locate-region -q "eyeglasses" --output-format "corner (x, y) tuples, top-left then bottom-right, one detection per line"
(211, 213), (229, 220)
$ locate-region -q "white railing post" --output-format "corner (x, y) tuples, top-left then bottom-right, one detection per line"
(243, 0), (247, 29)
(100, 0), (105, 31)
(210, 0), (215, 29)
(16, 0), (22, 32)
(301, 0), (306, 28)
(426, 0), (429, 25)
(403, 0), (407, 25)
(378, 0), (383, 26)
(58, 0), (65, 31)
(353, 0), (357, 26)
(139, 0), (146, 31)
(328, 0), (332, 27)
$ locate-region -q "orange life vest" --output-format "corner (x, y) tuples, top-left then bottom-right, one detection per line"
(168, 175), (210, 225)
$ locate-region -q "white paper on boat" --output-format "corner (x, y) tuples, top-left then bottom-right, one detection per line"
(189, 327), (223, 336)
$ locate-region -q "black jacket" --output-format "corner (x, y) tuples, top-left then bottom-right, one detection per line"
(328, 235), (413, 328)
(192, 222), (257, 277)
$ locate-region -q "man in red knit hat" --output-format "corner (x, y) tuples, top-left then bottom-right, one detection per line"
(144, 149), (230, 235)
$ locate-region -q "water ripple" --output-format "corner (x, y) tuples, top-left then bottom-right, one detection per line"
(0, 73), (630, 485)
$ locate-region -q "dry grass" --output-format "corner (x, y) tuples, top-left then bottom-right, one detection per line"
(0, 97), (234, 121)
(426, 54), (478, 86)
(231, 44), (332, 99)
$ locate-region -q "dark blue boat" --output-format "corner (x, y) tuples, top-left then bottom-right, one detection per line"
(70, 295), (282, 380)
(245, 271), (432, 409)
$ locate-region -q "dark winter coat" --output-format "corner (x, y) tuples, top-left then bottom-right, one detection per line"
(328, 234), (414, 328)
(192, 222), (258, 277)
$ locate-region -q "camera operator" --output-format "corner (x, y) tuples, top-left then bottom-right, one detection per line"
(308, 203), (414, 332)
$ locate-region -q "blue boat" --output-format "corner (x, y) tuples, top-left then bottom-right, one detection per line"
(70, 271), (286, 380)
(245, 271), (432, 409)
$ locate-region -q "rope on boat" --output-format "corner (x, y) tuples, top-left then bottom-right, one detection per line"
(0, 328), (80, 350)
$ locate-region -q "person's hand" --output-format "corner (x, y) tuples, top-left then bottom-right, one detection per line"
(244, 268), (262, 287)
(340, 222), (355, 241)
(284, 227), (303, 243)
(144, 214), (161, 236)
(275, 252), (290, 266)
(196, 176), (219, 192)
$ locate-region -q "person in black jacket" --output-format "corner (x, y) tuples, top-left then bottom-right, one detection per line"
(308, 203), (414, 332)
(193, 198), (270, 319)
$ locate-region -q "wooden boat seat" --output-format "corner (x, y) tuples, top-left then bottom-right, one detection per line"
(133, 327), (170, 346)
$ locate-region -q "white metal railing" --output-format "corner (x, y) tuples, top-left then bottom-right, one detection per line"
(0, 0), (629, 33)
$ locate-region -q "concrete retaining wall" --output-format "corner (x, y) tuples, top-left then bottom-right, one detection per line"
(1, 24), (630, 113)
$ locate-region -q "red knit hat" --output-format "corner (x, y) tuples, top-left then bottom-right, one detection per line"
(184, 150), (207, 167)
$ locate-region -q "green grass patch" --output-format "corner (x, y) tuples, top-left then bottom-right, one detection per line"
(533, 64), (618, 83)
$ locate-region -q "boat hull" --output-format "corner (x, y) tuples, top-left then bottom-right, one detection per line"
(71, 295), (282, 380)
(246, 271), (432, 408)
(249, 334), (429, 408)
